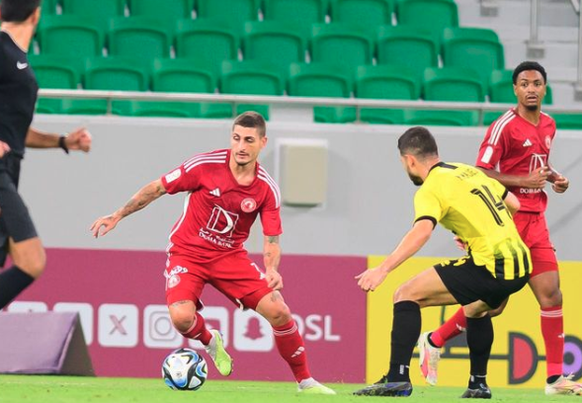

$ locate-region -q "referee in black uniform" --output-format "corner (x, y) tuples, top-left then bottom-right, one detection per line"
(0, 0), (92, 309)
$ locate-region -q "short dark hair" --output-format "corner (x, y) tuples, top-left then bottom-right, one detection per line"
(232, 111), (266, 138)
(398, 126), (439, 158)
(0, 0), (40, 22)
(512, 61), (547, 84)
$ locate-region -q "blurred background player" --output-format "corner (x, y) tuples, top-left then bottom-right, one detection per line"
(353, 126), (530, 398)
(418, 61), (582, 396)
(0, 0), (92, 309)
(90, 112), (335, 395)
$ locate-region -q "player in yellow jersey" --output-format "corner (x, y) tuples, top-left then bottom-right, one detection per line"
(353, 127), (531, 399)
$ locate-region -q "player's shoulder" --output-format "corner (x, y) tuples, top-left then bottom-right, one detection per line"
(489, 109), (519, 132)
(256, 165), (281, 208)
(540, 110), (556, 127)
(182, 149), (228, 173)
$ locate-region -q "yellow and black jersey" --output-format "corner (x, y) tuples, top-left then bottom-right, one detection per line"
(414, 162), (531, 280)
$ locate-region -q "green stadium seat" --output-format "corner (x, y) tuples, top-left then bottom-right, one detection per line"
(196, 0), (259, 32)
(152, 58), (230, 119)
(355, 65), (419, 124)
(329, 0), (395, 35)
(61, 99), (110, 115)
(243, 21), (306, 78)
(490, 69), (553, 104)
(423, 67), (486, 102)
(37, 16), (104, 57)
(396, 0), (458, 36)
(376, 25), (439, 80)
(84, 57), (149, 91)
(175, 19), (239, 77)
(220, 60), (285, 120)
(108, 17), (171, 69)
(552, 114), (582, 130)
(36, 98), (63, 114)
(288, 62), (355, 123)
(41, 0), (60, 15)
(404, 109), (478, 126)
(262, 0), (328, 38)
(442, 27), (504, 83)
(311, 23), (374, 74)
(128, 0), (194, 23)
(112, 100), (200, 118)
(28, 55), (84, 89)
(61, 0), (125, 30)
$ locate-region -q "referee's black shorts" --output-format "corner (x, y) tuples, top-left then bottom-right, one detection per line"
(0, 155), (38, 267)
(434, 256), (529, 309)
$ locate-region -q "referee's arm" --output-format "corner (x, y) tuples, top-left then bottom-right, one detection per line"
(25, 127), (92, 152)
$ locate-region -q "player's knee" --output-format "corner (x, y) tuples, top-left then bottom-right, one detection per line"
(264, 302), (292, 326)
(539, 288), (563, 308)
(393, 283), (414, 303)
(169, 308), (196, 333)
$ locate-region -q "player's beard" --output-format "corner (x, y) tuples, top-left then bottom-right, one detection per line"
(408, 173), (423, 186)
(525, 104), (539, 112)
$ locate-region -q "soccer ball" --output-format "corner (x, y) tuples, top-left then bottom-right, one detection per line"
(162, 348), (208, 391)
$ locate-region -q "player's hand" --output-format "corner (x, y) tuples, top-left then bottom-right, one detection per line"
(355, 266), (388, 292)
(90, 214), (120, 238)
(0, 141), (11, 158)
(523, 166), (550, 189)
(552, 175), (569, 193)
(265, 269), (283, 291)
(65, 127), (92, 153)
(454, 236), (467, 251)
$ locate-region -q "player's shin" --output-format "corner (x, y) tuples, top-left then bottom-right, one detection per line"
(387, 301), (421, 383)
(466, 315), (493, 389)
(273, 319), (311, 382)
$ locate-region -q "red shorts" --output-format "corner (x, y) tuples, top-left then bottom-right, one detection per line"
(164, 251), (272, 310)
(513, 211), (558, 277)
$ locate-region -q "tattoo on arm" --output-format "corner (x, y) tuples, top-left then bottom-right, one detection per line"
(118, 181), (166, 219)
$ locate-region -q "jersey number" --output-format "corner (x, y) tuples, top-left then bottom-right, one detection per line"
(471, 185), (506, 226)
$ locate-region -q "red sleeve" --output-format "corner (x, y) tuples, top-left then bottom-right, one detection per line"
(260, 184), (283, 237)
(160, 160), (202, 195)
(476, 121), (507, 170)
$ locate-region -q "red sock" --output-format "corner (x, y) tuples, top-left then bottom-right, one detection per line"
(430, 307), (467, 348)
(179, 312), (212, 345)
(541, 306), (564, 377)
(273, 319), (311, 382)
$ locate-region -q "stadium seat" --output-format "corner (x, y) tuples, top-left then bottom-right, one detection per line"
(395, 0), (458, 36)
(442, 27), (504, 83)
(311, 23), (374, 74)
(242, 21), (306, 78)
(28, 55), (84, 89)
(423, 67), (486, 102)
(36, 98), (63, 114)
(41, 0), (59, 15)
(152, 58), (231, 119)
(112, 100), (200, 118)
(175, 19), (239, 77)
(127, 0), (194, 28)
(288, 62), (356, 123)
(355, 65), (419, 124)
(61, 0), (125, 30)
(220, 60), (285, 120)
(37, 16), (104, 57)
(489, 69), (553, 104)
(196, 0), (259, 32)
(329, 0), (395, 35)
(376, 25), (439, 80)
(61, 99), (110, 115)
(84, 58), (149, 91)
(108, 17), (171, 70)
(553, 114), (582, 130)
(404, 109), (478, 126)
(262, 0), (328, 38)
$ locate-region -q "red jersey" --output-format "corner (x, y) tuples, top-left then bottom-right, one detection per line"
(161, 149), (282, 263)
(476, 108), (556, 213)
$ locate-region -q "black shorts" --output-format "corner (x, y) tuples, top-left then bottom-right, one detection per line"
(0, 155), (37, 267)
(435, 256), (529, 309)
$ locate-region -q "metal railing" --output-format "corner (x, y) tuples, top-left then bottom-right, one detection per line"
(38, 89), (582, 124)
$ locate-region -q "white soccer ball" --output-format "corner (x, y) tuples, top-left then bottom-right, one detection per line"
(162, 348), (208, 391)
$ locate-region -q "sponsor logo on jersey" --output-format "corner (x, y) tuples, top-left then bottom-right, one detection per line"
(545, 135), (552, 149)
(168, 275), (180, 288)
(165, 169), (181, 183)
(16, 61), (28, 70)
(207, 205), (239, 236)
(522, 139), (532, 147)
(241, 198), (257, 213)
(209, 188), (221, 197)
(529, 153), (547, 173)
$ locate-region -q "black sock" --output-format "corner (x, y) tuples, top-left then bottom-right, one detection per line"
(387, 301), (421, 382)
(547, 375), (561, 384)
(0, 265), (35, 309)
(466, 316), (493, 386)
(468, 375), (488, 389)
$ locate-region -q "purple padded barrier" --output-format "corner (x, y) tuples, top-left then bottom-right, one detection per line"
(0, 312), (94, 375)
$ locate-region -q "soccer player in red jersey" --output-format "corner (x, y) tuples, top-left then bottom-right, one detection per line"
(418, 61), (582, 396)
(90, 112), (334, 394)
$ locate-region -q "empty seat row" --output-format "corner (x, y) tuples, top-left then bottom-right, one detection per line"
(41, 0), (458, 37)
(35, 17), (503, 82)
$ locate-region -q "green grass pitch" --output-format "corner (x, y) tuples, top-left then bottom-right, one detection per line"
(0, 375), (570, 403)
